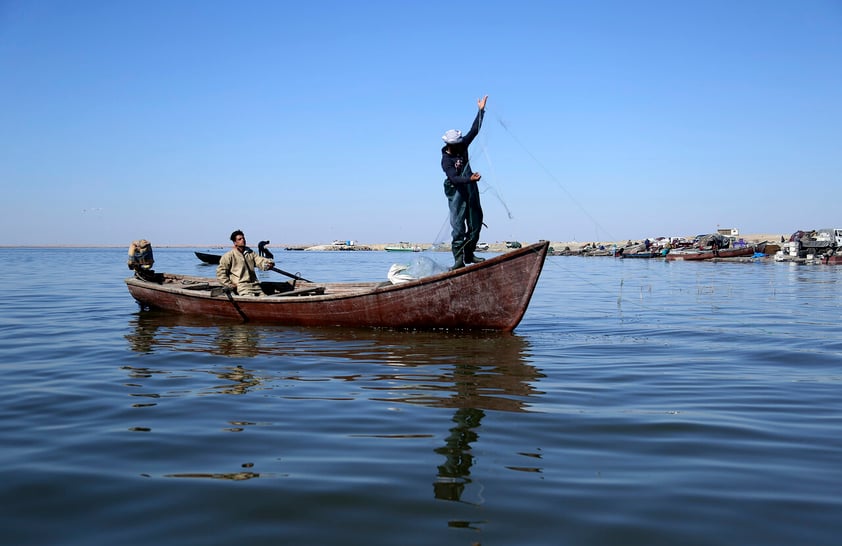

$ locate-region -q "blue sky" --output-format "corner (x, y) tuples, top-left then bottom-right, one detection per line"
(1, 0), (840, 246)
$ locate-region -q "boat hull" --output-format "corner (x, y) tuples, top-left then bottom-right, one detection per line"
(128, 241), (549, 331)
(620, 251), (660, 259)
(195, 251), (221, 264)
(665, 246), (755, 261)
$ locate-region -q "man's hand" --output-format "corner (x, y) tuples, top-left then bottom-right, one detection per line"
(477, 95), (488, 110)
(470, 172), (481, 182)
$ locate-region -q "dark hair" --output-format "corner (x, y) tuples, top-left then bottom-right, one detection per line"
(230, 229), (244, 243)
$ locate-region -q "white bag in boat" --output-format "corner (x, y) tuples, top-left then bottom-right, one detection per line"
(387, 256), (449, 284)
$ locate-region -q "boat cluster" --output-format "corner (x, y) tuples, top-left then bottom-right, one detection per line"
(549, 233), (755, 259)
(773, 228), (842, 265)
(549, 228), (842, 265)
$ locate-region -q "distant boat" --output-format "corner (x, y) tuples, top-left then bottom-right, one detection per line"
(126, 241), (550, 331)
(195, 251), (222, 265)
(196, 246), (273, 263)
(665, 246), (755, 261)
(384, 242), (421, 252)
(620, 251), (660, 259)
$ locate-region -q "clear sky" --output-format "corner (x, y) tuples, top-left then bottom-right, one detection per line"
(2, 0), (840, 246)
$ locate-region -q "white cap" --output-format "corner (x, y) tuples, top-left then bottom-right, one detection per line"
(442, 129), (462, 144)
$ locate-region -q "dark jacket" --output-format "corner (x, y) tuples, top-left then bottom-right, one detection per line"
(441, 109), (484, 184)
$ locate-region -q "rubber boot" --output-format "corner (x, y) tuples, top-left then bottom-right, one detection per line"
(465, 248), (485, 264)
(451, 243), (465, 270)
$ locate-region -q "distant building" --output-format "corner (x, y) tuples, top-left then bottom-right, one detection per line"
(717, 228), (739, 236)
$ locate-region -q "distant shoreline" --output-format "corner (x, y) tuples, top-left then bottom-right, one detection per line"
(0, 234), (789, 251)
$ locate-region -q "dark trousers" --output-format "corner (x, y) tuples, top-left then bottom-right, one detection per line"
(444, 180), (483, 263)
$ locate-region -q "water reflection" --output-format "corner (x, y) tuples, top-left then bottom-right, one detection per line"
(434, 407), (484, 502)
(124, 311), (544, 499)
(213, 364), (261, 395)
(125, 311), (544, 411)
(162, 470), (260, 481)
(126, 311), (261, 357)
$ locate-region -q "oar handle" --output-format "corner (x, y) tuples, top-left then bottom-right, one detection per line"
(271, 267), (312, 283)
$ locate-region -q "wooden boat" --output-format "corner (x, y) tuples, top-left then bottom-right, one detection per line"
(127, 241), (550, 331)
(195, 251), (222, 265)
(665, 245), (755, 261)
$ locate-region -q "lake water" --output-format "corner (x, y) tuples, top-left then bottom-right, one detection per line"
(1, 247), (841, 546)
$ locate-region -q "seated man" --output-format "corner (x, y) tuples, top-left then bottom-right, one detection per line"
(216, 230), (275, 296)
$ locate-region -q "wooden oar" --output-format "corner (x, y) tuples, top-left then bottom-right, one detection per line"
(246, 245), (311, 282)
(270, 266), (312, 283)
(210, 286), (249, 321)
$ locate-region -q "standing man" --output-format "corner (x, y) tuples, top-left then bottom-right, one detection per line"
(441, 95), (488, 269)
(216, 230), (275, 296)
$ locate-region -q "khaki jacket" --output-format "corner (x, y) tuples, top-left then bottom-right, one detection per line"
(216, 248), (273, 290)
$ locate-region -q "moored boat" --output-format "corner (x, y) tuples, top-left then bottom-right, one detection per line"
(384, 242), (421, 252)
(127, 241), (550, 331)
(195, 251), (222, 264)
(620, 251), (660, 259)
(665, 245), (755, 261)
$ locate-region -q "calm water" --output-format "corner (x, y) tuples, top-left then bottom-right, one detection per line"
(1, 247), (841, 546)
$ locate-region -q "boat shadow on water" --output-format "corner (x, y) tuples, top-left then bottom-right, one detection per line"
(125, 310), (543, 411)
(124, 312), (545, 498)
